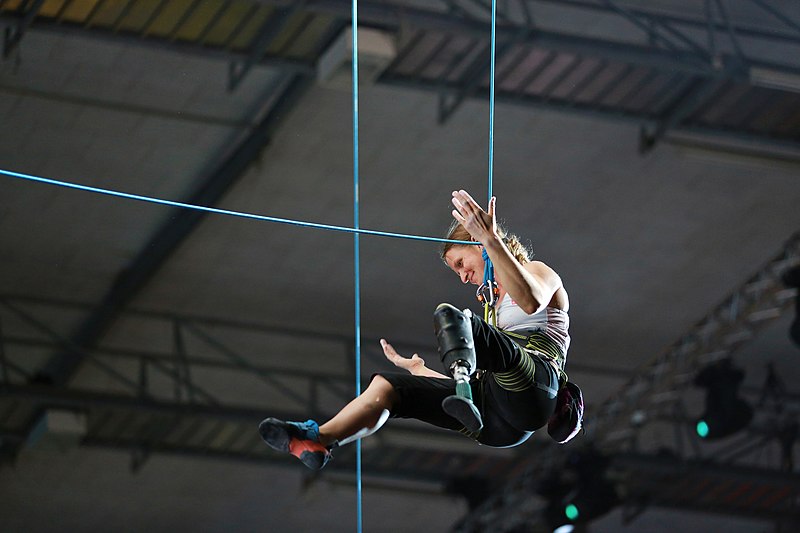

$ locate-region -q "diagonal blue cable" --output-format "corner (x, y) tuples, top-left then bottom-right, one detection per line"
(0, 168), (474, 246)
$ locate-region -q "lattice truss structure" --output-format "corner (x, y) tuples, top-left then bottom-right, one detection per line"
(0, 294), (530, 484)
(457, 231), (800, 532)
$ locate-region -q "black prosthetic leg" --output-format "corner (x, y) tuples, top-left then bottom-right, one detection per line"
(434, 303), (483, 432)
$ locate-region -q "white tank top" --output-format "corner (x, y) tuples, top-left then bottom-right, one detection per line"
(496, 293), (571, 355)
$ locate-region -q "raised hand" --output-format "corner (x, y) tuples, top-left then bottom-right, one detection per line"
(380, 339), (426, 373)
(450, 190), (497, 244)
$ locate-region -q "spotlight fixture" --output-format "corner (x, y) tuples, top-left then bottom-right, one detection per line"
(694, 359), (753, 440)
(544, 450), (619, 530)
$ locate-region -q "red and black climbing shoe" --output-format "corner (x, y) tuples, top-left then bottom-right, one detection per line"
(258, 418), (331, 470)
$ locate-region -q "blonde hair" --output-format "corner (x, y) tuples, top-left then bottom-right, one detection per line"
(440, 220), (531, 264)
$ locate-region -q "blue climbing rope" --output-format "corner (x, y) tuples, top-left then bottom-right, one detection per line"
(351, 2), (363, 531)
(482, 0), (499, 321)
(487, 0), (497, 203)
(0, 168), (474, 246)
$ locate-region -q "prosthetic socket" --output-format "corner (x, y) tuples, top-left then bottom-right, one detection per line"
(434, 303), (477, 379)
(434, 303), (483, 432)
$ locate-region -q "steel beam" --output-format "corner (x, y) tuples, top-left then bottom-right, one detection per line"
(0, 294), (631, 383)
(639, 77), (725, 152)
(1, 383), (269, 420)
(536, 0), (800, 44)
(0, 15), (316, 76)
(0, 1), (722, 75)
(228, 3), (305, 91)
(2, 0), (45, 59)
(380, 73), (800, 150)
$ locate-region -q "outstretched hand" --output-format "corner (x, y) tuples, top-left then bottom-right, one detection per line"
(381, 339), (426, 373)
(451, 190), (497, 245)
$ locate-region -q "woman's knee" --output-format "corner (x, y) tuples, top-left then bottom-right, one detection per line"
(368, 375), (399, 406)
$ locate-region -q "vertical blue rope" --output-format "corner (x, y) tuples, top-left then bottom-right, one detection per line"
(487, 0), (497, 204)
(483, 0), (498, 291)
(351, 3), (362, 533)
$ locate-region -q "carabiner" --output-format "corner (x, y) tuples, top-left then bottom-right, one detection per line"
(476, 279), (499, 308)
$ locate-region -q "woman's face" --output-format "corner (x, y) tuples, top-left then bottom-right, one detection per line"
(444, 245), (484, 285)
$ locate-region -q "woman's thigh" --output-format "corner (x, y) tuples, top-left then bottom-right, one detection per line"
(375, 372), (463, 431)
(469, 314), (524, 373)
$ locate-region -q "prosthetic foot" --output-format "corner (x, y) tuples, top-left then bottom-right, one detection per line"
(434, 303), (483, 432)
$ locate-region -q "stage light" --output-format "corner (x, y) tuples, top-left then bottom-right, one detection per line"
(544, 450), (619, 530)
(564, 503), (579, 521)
(694, 359), (753, 440)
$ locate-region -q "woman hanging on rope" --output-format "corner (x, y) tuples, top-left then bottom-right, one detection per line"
(259, 190), (580, 469)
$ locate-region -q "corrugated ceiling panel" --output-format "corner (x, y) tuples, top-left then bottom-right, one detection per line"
(201, 2), (253, 47)
(39, 0), (68, 17)
(571, 61), (627, 103)
(499, 48), (551, 93)
(444, 39), (485, 83)
(526, 52), (577, 95)
(266, 11), (310, 56)
(625, 71), (675, 111)
(145, 0), (199, 37)
(606, 67), (652, 108)
(400, 32), (447, 77)
(171, 0), (226, 42)
(86, 0), (132, 27)
(547, 56), (603, 100)
(116, 1), (161, 32)
(227, 4), (269, 51)
(278, 13), (336, 58)
(60, 0), (101, 21)
(424, 34), (474, 80)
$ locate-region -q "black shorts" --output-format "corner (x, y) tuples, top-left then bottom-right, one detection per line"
(376, 313), (559, 448)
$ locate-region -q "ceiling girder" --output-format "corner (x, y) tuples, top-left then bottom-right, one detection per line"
(639, 77), (725, 152)
(381, 73), (800, 153)
(0, 381), (522, 483)
(228, 3), (305, 91)
(535, 0), (800, 44)
(2, 0), (45, 59)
